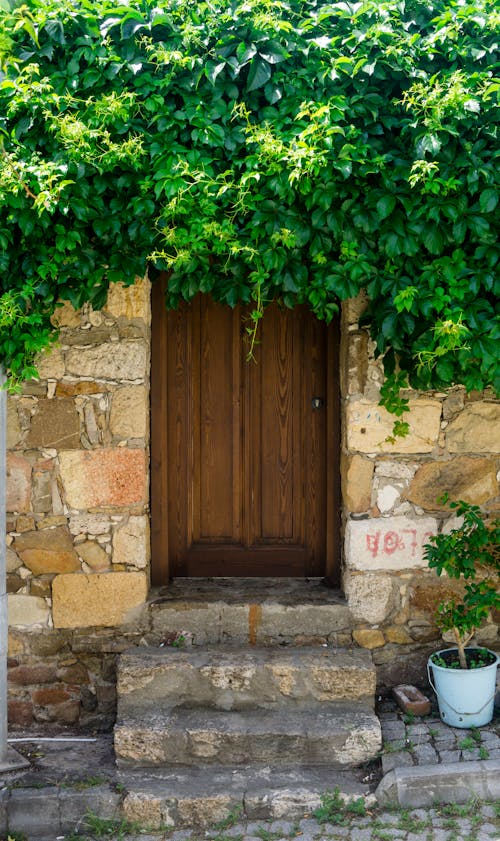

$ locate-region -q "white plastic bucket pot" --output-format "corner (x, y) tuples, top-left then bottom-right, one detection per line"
(427, 648), (499, 728)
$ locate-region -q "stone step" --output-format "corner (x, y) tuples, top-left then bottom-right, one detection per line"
(117, 646), (376, 716)
(114, 704), (382, 768)
(118, 765), (376, 829)
(147, 577), (351, 646)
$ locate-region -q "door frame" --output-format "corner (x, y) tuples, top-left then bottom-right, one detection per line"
(150, 276), (341, 584)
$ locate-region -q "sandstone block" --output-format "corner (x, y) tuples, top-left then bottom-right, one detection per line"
(69, 513), (111, 536)
(8, 700), (33, 727)
(56, 381), (103, 397)
(6, 453), (32, 513)
(122, 793), (163, 830)
(6, 548), (22, 573)
(406, 456), (498, 509)
(446, 402), (500, 453)
(59, 449), (146, 508)
(345, 573), (397, 624)
(384, 626), (414, 645)
(9, 665), (57, 685)
(13, 527), (80, 574)
(105, 277), (150, 320)
(410, 579), (463, 619)
(36, 346), (65, 380)
(112, 516), (149, 568)
(343, 292), (369, 326)
(52, 571), (148, 628)
(347, 399), (442, 454)
(51, 300), (81, 328)
(345, 516), (438, 571)
(110, 386), (148, 439)
(66, 340), (148, 381)
(343, 455), (374, 513)
(7, 399), (22, 448)
(77, 540), (110, 571)
(26, 398), (80, 450)
(352, 629), (385, 649)
(8, 595), (50, 627)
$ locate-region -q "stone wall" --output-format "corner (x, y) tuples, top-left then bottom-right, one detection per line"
(5, 280), (499, 726)
(6, 279), (151, 726)
(341, 295), (499, 687)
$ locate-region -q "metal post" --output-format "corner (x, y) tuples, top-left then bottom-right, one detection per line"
(0, 367), (29, 770)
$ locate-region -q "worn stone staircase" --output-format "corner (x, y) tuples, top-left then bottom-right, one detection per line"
(113, 580), (382, 828)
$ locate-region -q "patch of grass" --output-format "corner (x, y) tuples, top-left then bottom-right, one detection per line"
(402, 711), (415, 725)
(479, 745), (490, 759)
(254, 829), (283, 841)
(458, 736), (477, 752)
(396, 809), (431, 833)
(313, 788), (367, 826)
(212, 805), (243, 832)
(77, 813), (143, 839)
(436, 797), (480, 818)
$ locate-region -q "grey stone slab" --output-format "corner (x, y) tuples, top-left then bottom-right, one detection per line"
(438, 750), (461, 763)
(8, 786), (61, 837)
(59, 784), (122, 833)
(375, 759), (500, 808)
(0, 747), (30, 772)
(381, 751), (414, 774)
(115, 704), (381, 768)
(412, 744), (439, 764)
(117, 646), (376, 718)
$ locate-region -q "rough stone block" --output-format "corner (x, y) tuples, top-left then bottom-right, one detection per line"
(343, 455), (374, 513)
(8, 595), (50, 627)
(106, 276), (150, 320)
(6, 453), (32, 513)
(77, 540), (110, 571)
(352, 629), (385, 649)
(406, 456), (498, 509)
(52, 571), (148, 628)
(66, 340), (148, 381)
(446, 402), (500, 453)
(347, 399), (442, 453)
(59, 448), (147, 508)
(113, 515), (149, 568)
(9, 788), (61, 837)
(345, 516), (438, 571)
(7, 398), (22, 448)
(345, 573), (397, 624)
(27, 397), (80, 450)
(110, 385), (148, 439)
(36, 345), (65, 379)
(13, 526), (80, 574)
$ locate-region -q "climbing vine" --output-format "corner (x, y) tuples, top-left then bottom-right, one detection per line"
(0, 0), (498, 411)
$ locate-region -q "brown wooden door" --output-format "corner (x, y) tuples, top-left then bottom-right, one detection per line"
(151, 284), (340, 582)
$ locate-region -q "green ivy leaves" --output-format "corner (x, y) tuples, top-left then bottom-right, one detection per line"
(0, 0), (498, 406)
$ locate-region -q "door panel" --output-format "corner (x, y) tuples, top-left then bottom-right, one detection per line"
(151, 281), (339, 581)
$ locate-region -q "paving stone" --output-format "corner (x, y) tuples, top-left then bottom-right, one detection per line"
(412, 743), (439, 764)
(406, 724), (430, 737)
(382, 751), (414, 773)
(381, 722), (407, 739)
(438, 750), (461, 763)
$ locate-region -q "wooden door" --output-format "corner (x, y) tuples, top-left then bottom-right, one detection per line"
(151, 283), (340, 582)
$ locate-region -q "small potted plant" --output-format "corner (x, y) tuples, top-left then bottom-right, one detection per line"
(423, 498), (500, 728)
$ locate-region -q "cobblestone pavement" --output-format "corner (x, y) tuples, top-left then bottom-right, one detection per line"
(377, 696), (500, 775)
(67, 799), (500, 841)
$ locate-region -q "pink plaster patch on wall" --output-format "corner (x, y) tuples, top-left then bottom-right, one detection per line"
(6, 453), (32, 513)
(59, 449), (146, 508)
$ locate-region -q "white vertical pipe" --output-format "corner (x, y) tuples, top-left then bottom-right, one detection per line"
(0, 367), (7, 761)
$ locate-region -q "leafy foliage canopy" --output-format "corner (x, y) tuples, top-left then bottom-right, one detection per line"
(0, 0), (498, 407)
